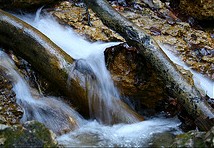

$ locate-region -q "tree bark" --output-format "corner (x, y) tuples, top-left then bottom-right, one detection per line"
(0, 9), (143, 124)
(84, 0), (214, 131)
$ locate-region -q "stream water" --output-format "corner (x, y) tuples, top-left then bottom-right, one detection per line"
(0, 51), (181, 146)
(0, 9), (189, 146)
(0, 50), (84, 134)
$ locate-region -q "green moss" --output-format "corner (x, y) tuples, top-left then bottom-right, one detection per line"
(171, 131), (207, 147)
(0, 121), (57, 147)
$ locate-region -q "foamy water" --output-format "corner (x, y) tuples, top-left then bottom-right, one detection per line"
(57, 117), (181, 147)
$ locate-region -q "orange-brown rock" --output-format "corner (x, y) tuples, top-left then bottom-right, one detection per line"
(105, 43), (167, 108)
(179, 0), (214, 20)
(50, 1), (124, 42)
(0, 69), (23, 125)
(118, 2), (214, 79)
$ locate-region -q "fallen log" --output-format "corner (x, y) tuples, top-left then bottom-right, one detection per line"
(0, 9), (143, 124)
(84, 0), (214, 130)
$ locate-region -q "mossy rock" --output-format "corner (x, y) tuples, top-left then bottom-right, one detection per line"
(0, 121), (57, 147)
(171, 127), (214, 147)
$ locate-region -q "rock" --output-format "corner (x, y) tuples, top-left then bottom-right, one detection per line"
(142, 0), (164, 9)
(171, 126), (214, 147)
(0, 69), (23, 125)
(50, 1), (124, 42)
(0, 121), (58, 147)
(117, 1), (214, 79)
(172, 131), (207, 147)
(105, 43), (167, 109)
(105, 43), (195, 111)
(0, 0), (60, 10)
(149, 132), (175, 147)
(179, 0), (214, 20)
(204, 126), (214, 147)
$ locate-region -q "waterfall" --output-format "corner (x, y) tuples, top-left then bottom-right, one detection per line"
(0, 50), (84, 135)
(17, 11), (140, 123)
(0, 9), (185, 146)
(0, 49), (181, 146)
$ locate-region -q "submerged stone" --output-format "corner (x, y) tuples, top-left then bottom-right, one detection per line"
(149, 132), (175, 147)
(171, 126), (214, 147)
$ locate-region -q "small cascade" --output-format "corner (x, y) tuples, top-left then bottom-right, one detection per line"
(17, 11), (139, 124)
(0, 10), (186, 146)
(0, 49), (182, 146)
(0, 50), (84, 135)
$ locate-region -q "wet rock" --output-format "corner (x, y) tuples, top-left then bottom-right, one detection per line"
(0, 0), (60, 11)
(117, 1), (214, 79)
(142, 0), (164, 9)
(7, 50), (60, 96)
(149, 132), (175, 147)
(179, 0), (214, 20)
(175, 65), (194, 85)
(171, 126), (214, 147)
(0, 69), (23, 125)
(105, 43), (167, 109)
(105, 43), (195, 114)
(50, 1), (124, 42)
(204, 126), (214, 147)
(0, 121), (57, 147)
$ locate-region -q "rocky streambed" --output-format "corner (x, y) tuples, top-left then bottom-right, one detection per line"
(49, 0), (214, 80)
(0, 66), (22, 125)
(0, 49), (59, 146)
(0, 0), (213, 147)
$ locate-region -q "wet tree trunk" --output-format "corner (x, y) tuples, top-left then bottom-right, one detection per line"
(84, 0), (214, 131)
(0, 9), (143, 124)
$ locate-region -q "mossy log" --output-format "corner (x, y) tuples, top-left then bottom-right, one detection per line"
(84, 0), (214, 131)
(0, 9), (143, 124)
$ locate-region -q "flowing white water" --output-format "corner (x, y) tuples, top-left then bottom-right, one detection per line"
(0, 49), (181, 146)
(0, 10), (185, 146)
(17, 10), (130, 123)
(0, 50), (84, 135)
(57, 117), (181, 147)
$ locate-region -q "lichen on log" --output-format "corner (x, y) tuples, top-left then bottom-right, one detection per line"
(83, 0), (214, 131)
